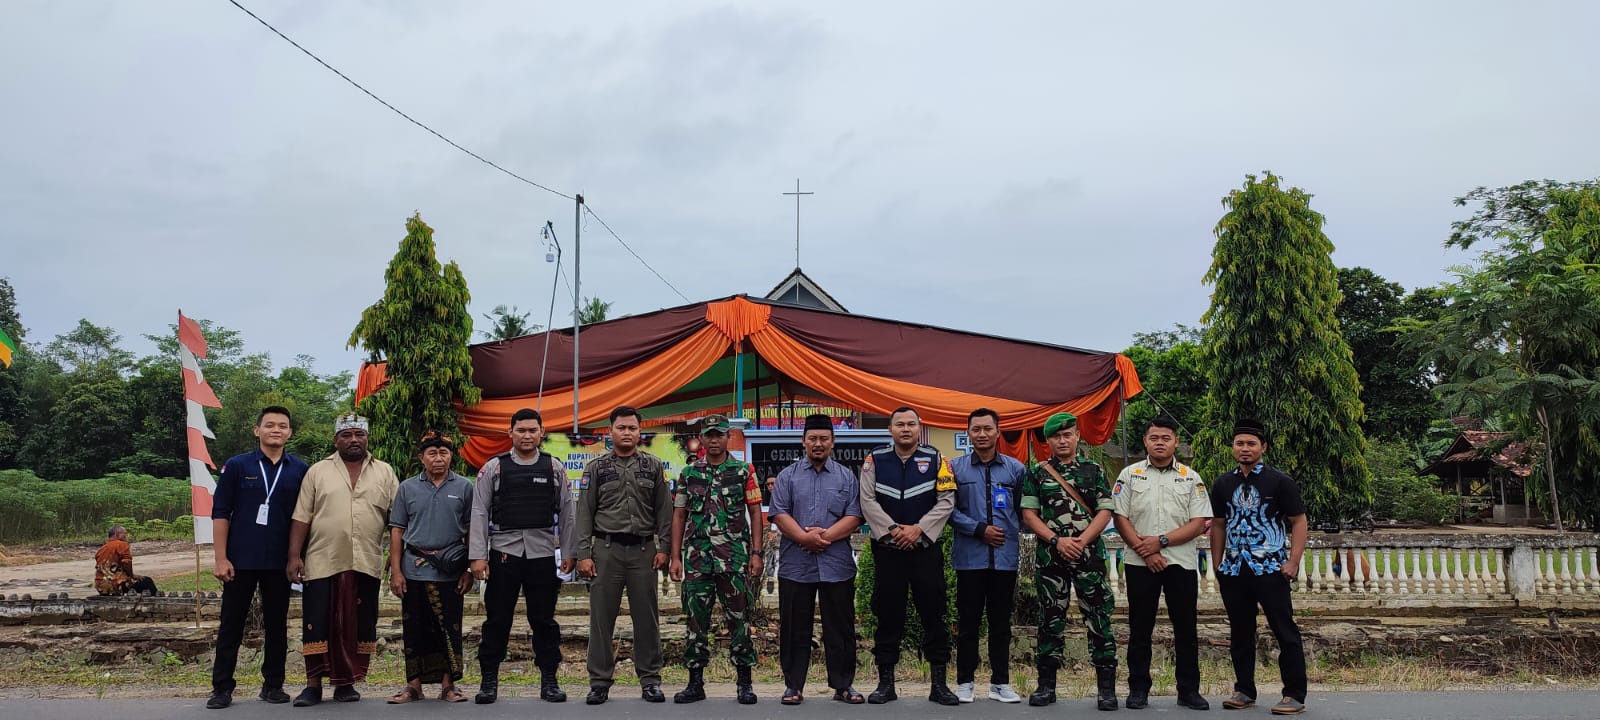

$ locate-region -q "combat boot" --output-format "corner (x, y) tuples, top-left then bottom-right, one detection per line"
(1028, 666), (1056, 707)
(868, 664), (898, 704)
(539, 667), (566, 702)
(1096, 664), (1119, 711)
(928, 663), (959, 706)
(674, 667), (706, 704)
(736, 665), (758, 705)
(474, 663), (499, 705)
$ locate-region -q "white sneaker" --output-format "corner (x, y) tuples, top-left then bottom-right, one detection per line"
(989, 684), (1022, 703)
(955, 682), (975, 703)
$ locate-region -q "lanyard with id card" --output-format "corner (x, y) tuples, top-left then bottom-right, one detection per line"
(992, 485), (1011, 510)
(256, 460), (283, 526)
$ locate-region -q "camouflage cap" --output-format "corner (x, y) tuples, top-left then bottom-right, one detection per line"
(699, 414), (731, 435)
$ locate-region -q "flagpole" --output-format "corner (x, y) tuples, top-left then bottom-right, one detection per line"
(194, 545), (202, 627)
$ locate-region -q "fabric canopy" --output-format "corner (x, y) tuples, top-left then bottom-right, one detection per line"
(356, 295), (1142, 467)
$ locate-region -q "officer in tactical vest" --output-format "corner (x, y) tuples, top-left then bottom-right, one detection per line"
(858, 406), (960, 706)
(574, 406), (673, 705)
(1019, 411), (1119, 711)
(468, 408), (576, 704)
(668, 414), (765, 705)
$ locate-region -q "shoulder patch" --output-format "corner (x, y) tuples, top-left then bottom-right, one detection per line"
(1112, 480), (1124, 496)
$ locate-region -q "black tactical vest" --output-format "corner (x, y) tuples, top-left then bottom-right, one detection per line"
(491, 453), (560, 530)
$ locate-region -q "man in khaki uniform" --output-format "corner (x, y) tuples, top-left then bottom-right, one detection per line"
(285, 414), (399, 707)
(1111, 415), (1211, 711)
(574, 406), (672, 705)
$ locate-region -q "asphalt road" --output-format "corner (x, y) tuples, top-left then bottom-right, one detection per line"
(1, 691), (1594, 720)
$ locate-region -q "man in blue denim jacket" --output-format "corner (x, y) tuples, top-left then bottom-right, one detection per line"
(947, 408), (1027, 704)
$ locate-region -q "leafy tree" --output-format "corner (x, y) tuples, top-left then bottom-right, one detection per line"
(1198, 172), (1371, 520)
(480, 304), (540, 341)
(1335, 267), (1441, 441)
(0, 278), (25, 467)
(349, 213), (481, 474)
(1413, 181), (1600, 529)
(578, 296), (613, 325)
(1123, 324), (1207, 445)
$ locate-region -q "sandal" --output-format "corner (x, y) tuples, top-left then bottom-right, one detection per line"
(387, 686), (422, 704)
(781, 687), (803, 705)
(833, 687), (865, 704)
(440, 686), (468, 703)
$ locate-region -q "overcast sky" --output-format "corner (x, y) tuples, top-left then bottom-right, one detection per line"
(4, 1), (1598, 378)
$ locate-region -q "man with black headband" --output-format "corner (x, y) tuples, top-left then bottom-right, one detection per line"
(1210, 419), (1308, 716)
(469, 408), (576, 704)
(386, 431), (474, 704)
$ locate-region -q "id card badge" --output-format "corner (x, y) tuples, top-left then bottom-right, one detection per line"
(992, 486), (1010, 509)
(255, 504), (270, 526)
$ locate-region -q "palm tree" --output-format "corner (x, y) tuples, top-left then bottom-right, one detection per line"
(577, 297), (613, 325)
(481, 305), (540, 341)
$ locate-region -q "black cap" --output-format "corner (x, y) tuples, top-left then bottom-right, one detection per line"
(1232, 419), (1267, 444)
(803, 413), (834, 433)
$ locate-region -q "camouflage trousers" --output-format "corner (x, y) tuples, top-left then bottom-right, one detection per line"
(681, 571), (757, 668)
(1035, 558), (1117, 670)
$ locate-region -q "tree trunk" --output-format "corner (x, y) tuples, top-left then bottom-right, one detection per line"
(1537, 405), (1564, 532)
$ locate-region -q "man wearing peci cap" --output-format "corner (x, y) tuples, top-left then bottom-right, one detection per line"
(386, 431), (474, 704)
(668, 414), (765, 705)
(1019, 412), (1120, 711)
(1211, 420), (1309, 716)
(770, 413), (866, 706)
(469, 408), (577, 705)
(286, 414), (400, 707)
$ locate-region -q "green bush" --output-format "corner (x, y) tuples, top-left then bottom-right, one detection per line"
(1371, 472), (1459, 525)
(0, 470), (190, 542)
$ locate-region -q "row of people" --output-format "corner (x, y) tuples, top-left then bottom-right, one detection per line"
(202, 404), (1308, 717)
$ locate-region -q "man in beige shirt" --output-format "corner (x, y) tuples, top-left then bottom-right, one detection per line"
(285, 414), (399, 707)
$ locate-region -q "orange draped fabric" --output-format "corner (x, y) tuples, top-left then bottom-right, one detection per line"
(704, 297), (771, 343)
(454, 323), (731, 466)
(747, 324), (1138, 444)
(355, 362), (389, 406)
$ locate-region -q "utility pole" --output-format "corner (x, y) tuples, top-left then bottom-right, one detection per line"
(573, 193), (583, 435)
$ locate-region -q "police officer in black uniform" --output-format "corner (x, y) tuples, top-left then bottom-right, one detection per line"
(468, 409), (576, 704)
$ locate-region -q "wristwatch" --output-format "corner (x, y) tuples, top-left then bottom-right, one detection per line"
(1158, 534), (1170, 548)
(1049, 535), (1062, 548)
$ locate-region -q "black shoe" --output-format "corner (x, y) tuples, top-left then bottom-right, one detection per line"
(675, 668), (706, 704)
(586, 686), (609, 705)
(206, 691), (232, 709)
(1028, 667), (1056, 707)
(539, 669), (566, 703)
(477, 664), (500, 704)
(1177, 690), (1211, 711)
(1126, 690), (1149, 709)
(292, 687), (322, 707)
(736, 665), (757, 705)
(928, 663), (958, 706)
(1095, 665), (1118, 711)
(868, 665), (897, 704)
(642, 683), (666, 703)
(259, 687), (291, 704)
(332, 685), (360, 703)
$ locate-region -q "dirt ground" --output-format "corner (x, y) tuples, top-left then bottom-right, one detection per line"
(0, 540), (202, 596)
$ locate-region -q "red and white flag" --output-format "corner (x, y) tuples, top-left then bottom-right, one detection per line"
(179, 311), (221, 545)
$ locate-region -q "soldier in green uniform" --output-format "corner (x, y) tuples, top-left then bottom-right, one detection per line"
(1019, 412), (1119, 712)
(669, 415), (765, 705)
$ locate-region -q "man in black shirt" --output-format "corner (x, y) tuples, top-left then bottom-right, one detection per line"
(1208, 420), (1308, 716)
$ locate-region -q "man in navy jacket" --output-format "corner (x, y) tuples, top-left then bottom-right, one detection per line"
(948, 408), (1027, 704)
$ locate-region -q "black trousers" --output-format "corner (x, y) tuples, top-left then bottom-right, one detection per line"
(477, 552), (564, 672)
(1218, 565), (1306, 703)
(211, 568), (291, 693)
(778, 577), (857, 692)
(955, 569), (1016, 684)
(870, 542), (951, 667)
(1124, 563), (1199, 694)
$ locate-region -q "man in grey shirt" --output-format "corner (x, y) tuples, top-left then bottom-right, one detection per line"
(468, 409), (577, 704)
(386, 431), (474, 704)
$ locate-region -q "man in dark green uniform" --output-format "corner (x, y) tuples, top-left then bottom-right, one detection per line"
(575, 406), (672, 705)
(1019, 412), (1119, 711)
(668, 415), (765, 705)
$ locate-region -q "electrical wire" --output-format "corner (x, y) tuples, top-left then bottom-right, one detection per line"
(536, 223), (561, 411)
(583, 205), (690, 302)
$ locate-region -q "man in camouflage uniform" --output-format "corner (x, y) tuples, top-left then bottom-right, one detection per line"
(1019, 412), (1119, 711)
(668, 415), (765, 705)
